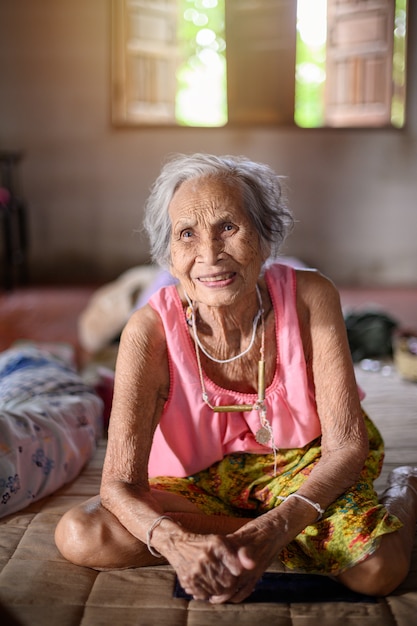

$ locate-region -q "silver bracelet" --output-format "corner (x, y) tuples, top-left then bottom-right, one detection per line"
(285, 493), (325, 521)
(146, 515), (173, 558)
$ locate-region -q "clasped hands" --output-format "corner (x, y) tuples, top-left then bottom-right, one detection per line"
(166, 528), (276, 604)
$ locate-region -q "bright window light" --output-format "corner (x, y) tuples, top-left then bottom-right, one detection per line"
(176, 0), (227, 127)
(174, 0), (406, 128)
(294, 0), (327, 128)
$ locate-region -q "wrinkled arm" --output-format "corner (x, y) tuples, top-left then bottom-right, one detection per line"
(293, 269), (369, 506)
(99, 305), (173, 542)
(99, 306), (245, 597)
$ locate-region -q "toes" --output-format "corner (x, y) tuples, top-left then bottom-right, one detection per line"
(388, 466), (417, 485)
(386, 467), (417, 498)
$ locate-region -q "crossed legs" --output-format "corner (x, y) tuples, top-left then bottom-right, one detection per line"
(55, 467), (417, 596)
(54, 490), (247, 570)
(337, 467), (417, 596)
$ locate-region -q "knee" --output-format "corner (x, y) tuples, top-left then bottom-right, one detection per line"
(362, 553), (408, 596)
(55, 503), (101, 567)
(339, 549), (409, 597)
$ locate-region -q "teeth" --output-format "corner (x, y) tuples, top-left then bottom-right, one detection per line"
(200, 274), (232, 282)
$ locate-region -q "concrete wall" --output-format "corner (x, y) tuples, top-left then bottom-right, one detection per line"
(1, 0), (416, 286)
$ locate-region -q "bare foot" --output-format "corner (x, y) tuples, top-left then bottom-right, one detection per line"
(386, 466), (417, 497)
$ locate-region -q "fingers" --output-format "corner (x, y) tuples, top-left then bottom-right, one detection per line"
(186, 547), (260, 603)
(209, 579), (256, 604)
(174, 533), (243, 596)
(183, 583), (210, 602)
(237, 545), (257, 570)
(184, 577), (254, 604)
(222, 549), (245, 577)
(179, 560), (237, 599)
(173, 533), (261, 603)
(181, 554), (257, 604)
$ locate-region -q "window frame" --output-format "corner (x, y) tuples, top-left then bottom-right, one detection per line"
(111, 0), (407, 129)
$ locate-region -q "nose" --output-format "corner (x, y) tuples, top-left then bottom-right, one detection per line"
(197, 232), (224, 265)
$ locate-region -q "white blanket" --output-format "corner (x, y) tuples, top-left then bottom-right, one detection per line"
(0, 346), (103, 518)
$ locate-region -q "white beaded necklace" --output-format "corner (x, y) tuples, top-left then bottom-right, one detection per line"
(185, 286), (263, 364)
(184, 286), (278, 473)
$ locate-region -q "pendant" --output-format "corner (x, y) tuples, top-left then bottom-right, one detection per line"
(255, 426), (271, 445)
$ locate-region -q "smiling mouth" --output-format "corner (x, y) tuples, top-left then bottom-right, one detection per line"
(198, 272), (235, 283)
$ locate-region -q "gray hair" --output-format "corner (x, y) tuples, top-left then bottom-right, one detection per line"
(143, 153), (293, 268)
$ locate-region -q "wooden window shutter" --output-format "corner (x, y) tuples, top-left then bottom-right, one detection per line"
(325, 0), (395, 127)
(225, 0), (297, 124)
(112, 0), (179, 125)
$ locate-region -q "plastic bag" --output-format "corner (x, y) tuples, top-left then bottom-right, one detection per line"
(344, 311), (398, 362)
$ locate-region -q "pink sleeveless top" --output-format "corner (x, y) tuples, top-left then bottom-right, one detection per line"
(147, 263), (322, 477)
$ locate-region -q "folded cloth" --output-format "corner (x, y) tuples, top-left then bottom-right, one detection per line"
(0, 346), (103, 518)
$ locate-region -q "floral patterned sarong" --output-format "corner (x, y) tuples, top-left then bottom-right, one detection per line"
(149, 414), (402, 575)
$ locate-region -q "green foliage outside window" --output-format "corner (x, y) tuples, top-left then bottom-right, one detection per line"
(175, 0), (406, 129)
(392, 0), (407, 128)
(176, 0), (227, 126)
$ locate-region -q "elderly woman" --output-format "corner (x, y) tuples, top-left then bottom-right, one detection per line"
(55, 154), (417, 603)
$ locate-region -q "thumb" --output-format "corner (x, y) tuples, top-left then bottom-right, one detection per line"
(237, 546), (257, 571)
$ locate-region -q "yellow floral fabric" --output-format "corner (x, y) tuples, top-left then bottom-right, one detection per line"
(149, 414), (402, 575)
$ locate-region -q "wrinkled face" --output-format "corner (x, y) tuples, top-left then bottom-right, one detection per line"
(169, 176), (265, 307)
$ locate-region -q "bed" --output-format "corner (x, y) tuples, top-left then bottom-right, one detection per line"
(0, 353), (416, 626)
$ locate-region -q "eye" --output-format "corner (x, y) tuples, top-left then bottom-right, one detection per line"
(180, 228), (193, 239)
(222, 222), (236, 234)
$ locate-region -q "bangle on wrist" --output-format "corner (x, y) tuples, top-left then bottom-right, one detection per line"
(146, 515), (174, 558)
(281, 493), (325, 521)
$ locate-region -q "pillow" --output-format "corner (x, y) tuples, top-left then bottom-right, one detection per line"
(78, 265), (162, 353)
(0, 346), (103, 518)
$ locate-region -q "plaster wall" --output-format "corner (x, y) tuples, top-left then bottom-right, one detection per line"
(0, 0), (416, 286)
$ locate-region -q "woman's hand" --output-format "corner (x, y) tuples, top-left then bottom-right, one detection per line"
(166, 521), (282, 603)
(166, 531), (246, 601)
(208, 523), (282, 603)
